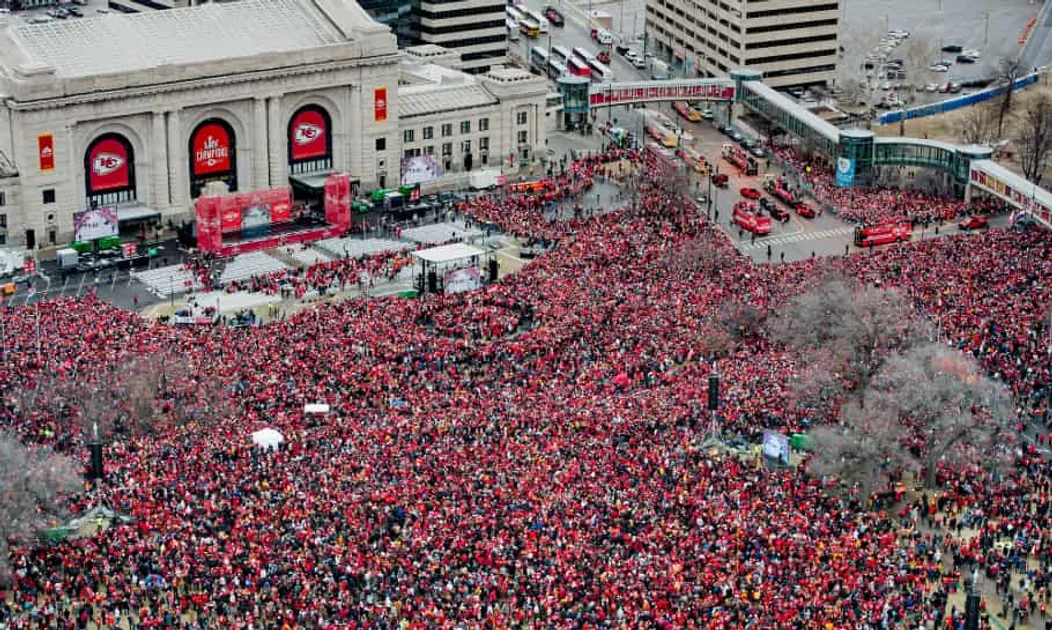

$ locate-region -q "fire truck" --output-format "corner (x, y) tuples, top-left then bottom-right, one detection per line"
(763, 175), (796, 206)
(732, 201), (772, 235)
(722, 144), (757, 176)
(853, 222), (911, 247)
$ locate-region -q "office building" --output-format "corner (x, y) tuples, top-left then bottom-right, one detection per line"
(646, 0), (840, 88)
(413, 0), (507, 73)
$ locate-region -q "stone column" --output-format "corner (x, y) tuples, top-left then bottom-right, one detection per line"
(151, 111), (169, 209)
(349, 86), (363, 180)
(253, 97), (269, 189)
(167, 109), (188, 213)
(267, 95), (285, 186)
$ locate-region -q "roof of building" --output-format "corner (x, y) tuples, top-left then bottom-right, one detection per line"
(411, 242), (486, 264)
(399, 82), (499, 117)
(6, 0), (371, 79)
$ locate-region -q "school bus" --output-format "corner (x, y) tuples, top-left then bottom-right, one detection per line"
(519, 19), (540, 38)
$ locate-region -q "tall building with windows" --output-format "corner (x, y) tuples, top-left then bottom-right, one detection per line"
(412, 0), (507, 73)
(645, 0), (839, 88)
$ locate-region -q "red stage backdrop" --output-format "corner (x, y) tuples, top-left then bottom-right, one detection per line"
(191, 123), (233, 176)
(89, 137), (131, 192)
(194, 196), (222, 252)
(289, 109), (328, 161)
(219, 195), (243, 233)
(324, 173), (351, 230)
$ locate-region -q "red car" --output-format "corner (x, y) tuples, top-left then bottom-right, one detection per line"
(958, 215), (989, 230)
(597, 50), (611, 64)
(740, 187), (761, 200)
(795, 202), (816, 218)
(711, 173), (729, 188)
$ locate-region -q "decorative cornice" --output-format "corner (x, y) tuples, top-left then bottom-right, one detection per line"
(5, 54), (398, 112)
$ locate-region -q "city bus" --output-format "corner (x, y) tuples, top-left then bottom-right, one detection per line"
(521, 7), (550, 33)
(550, 44), (573, 65)
(583, 58), (614, 82)
(530, 46), (550, 73)
(566, 56), (591, 78)
(506, 5), (525, 23)
(547, 58), (567, 79)
(519, 19), (540, 38)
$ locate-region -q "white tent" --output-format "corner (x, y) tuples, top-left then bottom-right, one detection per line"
(251, 427), (285, 450)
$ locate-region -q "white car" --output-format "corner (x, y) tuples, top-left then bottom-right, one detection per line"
(596, 29), (613, 45)
(925, 83), (939, 92)
(929, 64), (950, 73)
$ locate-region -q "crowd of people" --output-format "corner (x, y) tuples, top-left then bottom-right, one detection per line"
(0, 146), (1050, 629)
(769, 146), (1007, 225)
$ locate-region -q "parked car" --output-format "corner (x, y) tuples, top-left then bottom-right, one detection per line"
(795, 202), (816, 218)
(700, 109), (714, 120)
(615, 44), (630, 56)
(543, 6), (564, 26)
(596, 50), (611, 64)
(956, 54), (978, 64)
(766, 201), (790, 222)
(711, 173), (729, 188)
(740, 187), (761, 200)
(942, 44), (963, 53)
(958, 215), (989, 230)
(749, 146), (765, 158)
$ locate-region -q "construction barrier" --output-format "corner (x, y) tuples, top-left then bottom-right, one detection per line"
(877, 71), (1043, 126)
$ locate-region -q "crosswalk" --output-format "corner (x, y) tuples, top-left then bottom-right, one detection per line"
(738, 226), (855, 250)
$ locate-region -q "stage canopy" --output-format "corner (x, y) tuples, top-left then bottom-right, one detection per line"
(411, 242), (486, 265)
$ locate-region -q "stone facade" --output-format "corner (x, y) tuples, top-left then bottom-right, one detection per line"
(0, 0), (546, 248)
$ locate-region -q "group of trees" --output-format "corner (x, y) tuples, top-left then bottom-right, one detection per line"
(0, 350), (232, 583)
(771, 273), (1016, 494)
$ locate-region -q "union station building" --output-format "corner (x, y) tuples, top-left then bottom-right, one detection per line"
(0, 0), (547, 248)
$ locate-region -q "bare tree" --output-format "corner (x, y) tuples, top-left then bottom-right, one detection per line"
(900, 37), (937, 103)
(959, 101), (998, 145)
(1018, 92), (1052, 184)
(21, 350), (234, 443)
(770, 273), (921, 402)
(662, 237), (726, 276)
(806, 398), (908, 495)
(0, 431), (82, 584)
(836, 27), (883, 109)
(875, 343), (1015, 486)
(720, 301), (766, 340)
(998, 57), (1024, 137)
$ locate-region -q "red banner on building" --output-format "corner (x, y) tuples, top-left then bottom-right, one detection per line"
(374, 87), (387, 123)
(192, 122), (233, 176)
(289, 108), (329, 161)
(37, 133), (54, 172)
(88, 137), (131, 192)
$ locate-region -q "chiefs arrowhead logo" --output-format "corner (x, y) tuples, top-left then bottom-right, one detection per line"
(40, 146), (53, 158)
(92, 153), (124, 176)
(294, 123), (323, 145)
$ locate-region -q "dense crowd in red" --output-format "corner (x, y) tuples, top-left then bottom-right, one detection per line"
(770, 147), (1006, 225)
(0, 147), (1050, 630)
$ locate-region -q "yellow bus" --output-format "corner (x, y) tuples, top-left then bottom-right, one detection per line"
(519, 19), (540, 38)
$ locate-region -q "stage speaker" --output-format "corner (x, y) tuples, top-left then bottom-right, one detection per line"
(707, 374), (720, 411)
(88, 443), (104, 480)
(964, 593), (980, 630)
(427, 270), (438, 294)
(489, 259), (498, 282)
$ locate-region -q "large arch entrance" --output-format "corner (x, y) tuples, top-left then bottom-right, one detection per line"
(188, 118), (237, 199)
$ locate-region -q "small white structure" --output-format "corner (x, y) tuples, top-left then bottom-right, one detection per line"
(251, 427), (285, 450)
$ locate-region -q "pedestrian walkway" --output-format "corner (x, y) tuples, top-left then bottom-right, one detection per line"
(739, 226), (855, 250)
